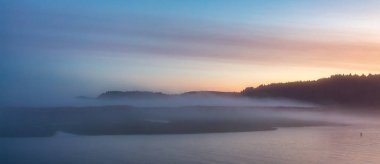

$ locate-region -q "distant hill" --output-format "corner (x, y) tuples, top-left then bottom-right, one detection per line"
(181, 91), (240, 97)
(97, 91), (238, 99)
(241, 74), (380, 107)
(98, 91), (169, 99)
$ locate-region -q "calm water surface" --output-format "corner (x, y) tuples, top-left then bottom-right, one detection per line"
(2, 125), (380, 164)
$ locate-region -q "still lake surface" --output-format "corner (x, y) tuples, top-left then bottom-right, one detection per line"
(2, 125), (380, 164)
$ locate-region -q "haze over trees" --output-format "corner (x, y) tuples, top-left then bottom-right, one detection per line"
(242, 74), (380, 107)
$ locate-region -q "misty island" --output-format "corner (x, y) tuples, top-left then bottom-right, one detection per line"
(2, 74), (380, 137)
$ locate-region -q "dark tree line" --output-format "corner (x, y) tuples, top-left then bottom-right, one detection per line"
(241, 74), (380, 107)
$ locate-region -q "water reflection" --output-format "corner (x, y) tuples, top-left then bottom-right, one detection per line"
(2, 125), (380, 164)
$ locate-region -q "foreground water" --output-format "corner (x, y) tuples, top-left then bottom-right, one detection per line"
(2, 125), (380, 164)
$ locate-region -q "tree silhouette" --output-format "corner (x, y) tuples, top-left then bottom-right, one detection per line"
(241, 74), (380, 107)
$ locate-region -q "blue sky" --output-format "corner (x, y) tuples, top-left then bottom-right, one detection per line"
(2, 0), (380, 106)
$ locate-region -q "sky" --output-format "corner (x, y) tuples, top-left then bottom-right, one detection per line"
(2, 0), (380, 105)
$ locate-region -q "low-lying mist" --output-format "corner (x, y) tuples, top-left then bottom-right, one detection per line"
(2, 103), (378, 138)
(91, 95), (316, 108)
(2, 93), (379, 138)
(1, 94), (315, 108)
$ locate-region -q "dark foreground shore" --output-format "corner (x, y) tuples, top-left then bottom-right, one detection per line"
(0, 106), (340, 137)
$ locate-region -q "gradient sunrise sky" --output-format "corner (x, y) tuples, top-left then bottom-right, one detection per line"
(2, 0), (380, 104)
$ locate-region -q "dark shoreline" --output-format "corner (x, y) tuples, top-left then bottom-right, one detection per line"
(0, 105), (345, 137)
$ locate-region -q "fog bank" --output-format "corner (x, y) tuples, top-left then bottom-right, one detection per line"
(1, 94), (315, 108)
